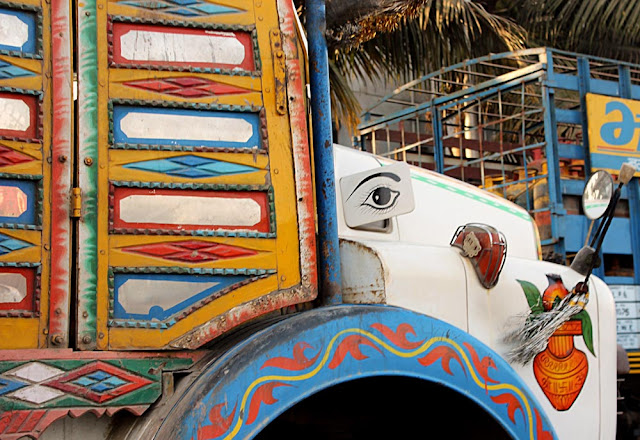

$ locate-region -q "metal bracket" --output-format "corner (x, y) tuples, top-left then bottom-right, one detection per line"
(71, 187), (81, 218)
(270, 29), (287, 115)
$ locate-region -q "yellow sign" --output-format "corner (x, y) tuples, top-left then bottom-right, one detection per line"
(587, 93), (640, 176)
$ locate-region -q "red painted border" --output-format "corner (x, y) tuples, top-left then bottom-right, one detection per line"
(48, 0), (73, 347)
(110, 23), (255, 71)
(111, 187), (271, 232)
(0, 93), (38, 142)
(0, 348), (206, 362)
(0, 267), (36, 312)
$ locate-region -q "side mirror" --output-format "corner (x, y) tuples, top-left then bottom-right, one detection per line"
(582, 170), (613, 220)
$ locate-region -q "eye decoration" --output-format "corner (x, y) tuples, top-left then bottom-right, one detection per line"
(339, 162), (415, 229)
(363, 186), (400, 211)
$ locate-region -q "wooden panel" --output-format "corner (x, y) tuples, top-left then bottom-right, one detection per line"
(0, 0), (71, 348)
(77, 0), (317, 350)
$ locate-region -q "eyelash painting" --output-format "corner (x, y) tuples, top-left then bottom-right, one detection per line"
(339, 162), (415, 229)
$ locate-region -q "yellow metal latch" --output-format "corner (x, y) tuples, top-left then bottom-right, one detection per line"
(71, 187), (82, 218)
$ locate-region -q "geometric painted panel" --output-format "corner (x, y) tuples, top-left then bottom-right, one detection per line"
(0, 179), (37, 225)
(43, 361), (152, 403)
(124, 77), (247, 98)
(111, 23), (255, 71)
(0, 93), (38, 141)
(0, 9), (37, 54)
(0, 144), (34, 166)
(122, 240), (257, 262)
(0, 232), (31, 255)
(112, 273), (249, 321)
(0, 267), (36, 312)
(122, 155), (258, 178)
(0, 60), (35, 80)
(119, 0), (243, 17)
(112, 105), (261, 149)
(111, 187), (270, 232)
(0, 376), (27, 397)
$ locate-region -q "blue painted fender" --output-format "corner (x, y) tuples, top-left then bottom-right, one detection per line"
(154, 305), (556, 440)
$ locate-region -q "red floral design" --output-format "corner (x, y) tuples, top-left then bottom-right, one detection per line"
(261, 342), (321, 371)
(246, 382), (292, 425)
(328, 335), (383, 369)
(370, 323), (424, 349)
(197, 402), (236, 440)
(418, 345), (465, 376)
(490, 392), (523, 424)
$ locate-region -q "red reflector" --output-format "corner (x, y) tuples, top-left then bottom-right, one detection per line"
(451, 223), (507, 289)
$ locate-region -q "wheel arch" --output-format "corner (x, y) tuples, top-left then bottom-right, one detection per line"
(150, 305), (556, 440)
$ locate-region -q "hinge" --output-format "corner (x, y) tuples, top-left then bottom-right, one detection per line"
(270, 29), (287, 115)
(71, 187), (81, 218)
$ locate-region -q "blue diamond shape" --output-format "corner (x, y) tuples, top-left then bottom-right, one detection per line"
(90, 382), (114, 393)
(170, 155), (212, 167)
(87, 371), (111, 381)
(0, 377), (28, 396)
(197, 162), (256, 175)
(0, 65), (34, 79)
(124, 159), (184, 173)
(169, 167), (215, 178)
(0, 238), (31, 251)
(168, 0), (198, 5)
(102, 376), (127, 388)
(164, 7), (200, 15)
(73, 376), (97, 387)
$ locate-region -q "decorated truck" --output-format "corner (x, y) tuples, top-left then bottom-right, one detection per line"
(0, 0), (626, 439)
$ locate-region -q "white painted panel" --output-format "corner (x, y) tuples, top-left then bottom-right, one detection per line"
(119, 195), (261, 226)
(0, 97), (30, 131)
(119, 279), (219, 315)
(8, 362), (64, 382)
(10, 385), (64, 404)
(0, 14), (28, 49)
(0, 273), (26, 303)
(120, 112), (253, 143)
(119, 30), (245, 65)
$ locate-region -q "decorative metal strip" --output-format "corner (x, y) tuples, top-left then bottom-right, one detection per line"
(0, 173), (43, 230)
(0, 1), (43, 60)
(108, 182), (275, 236)
(107, 16), (261, 77)
(107, 101), (267, 153)
(107, 267), (275, 328)
(0, 262), (41, 318)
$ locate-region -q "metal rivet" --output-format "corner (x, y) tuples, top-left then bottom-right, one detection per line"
(265, 87), (271, 93)
(51, 334), (63, 345)
(258, 16), (263, 20)
(84, 157), (93, 166)
(256, 0), (262, 6)
(274, 169), (279, 174)
(55, 308), (61, 315)
(82, 335), (91, 344)
(46, 156), (52, 164)
(100, 250), (105, 255)
(44, 244), (50, 251)
(85, 11), (90, 15)
(82, 311), (88, 318)
(276, 50), (284, 58)
(280, 275), (286, 281)
(100, 164), (106, 169)
(99, 332), (105, 339)
(43, 328), (49, 335)
(58, 155), (67, 163)
(98, 3), (103, 8)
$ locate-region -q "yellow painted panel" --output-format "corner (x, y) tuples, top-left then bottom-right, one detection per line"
(0, 141), (43, 161)
(107, 0), (256, 26)
(0, 318), (39, 349)
(109, 235), (276, 268)
(108, 150), (270, 185)
(0, 228), (41, 263)
(108, 275), (277, 349)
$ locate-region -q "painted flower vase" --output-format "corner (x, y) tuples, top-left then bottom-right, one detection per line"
(532, 320), (588, 411)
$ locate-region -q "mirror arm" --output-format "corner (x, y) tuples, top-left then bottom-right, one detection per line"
(588, 185), (619, 248)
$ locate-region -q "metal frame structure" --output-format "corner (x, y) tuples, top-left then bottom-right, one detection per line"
(357, 48), (640, 289)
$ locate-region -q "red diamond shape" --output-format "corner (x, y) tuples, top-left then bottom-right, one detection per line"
(123, 241), (257, 262)
(0, 145), (33, 166)
(43, 361), (152, 403)
(166, 77), (210, 87)
(169, 88), (215, 98)
(125, 79), (180, 92)
(198, 83), (246, 95)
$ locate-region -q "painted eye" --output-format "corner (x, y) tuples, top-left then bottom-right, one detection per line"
(362, 186), (399, 210)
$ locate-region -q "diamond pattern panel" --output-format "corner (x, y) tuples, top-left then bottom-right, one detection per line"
(9, 384), (64, 404)
(0, 144), (34, 167)
(124, 77), (247, 98)
(119, 0), (242, 16)
(122, 155), (258, 179)
(0, 60), (35, 80)
(7, 362), (64, 383)
(0, 233), (32, 255)
(44, 361), (152, 403)
(123, 241), (258, 263)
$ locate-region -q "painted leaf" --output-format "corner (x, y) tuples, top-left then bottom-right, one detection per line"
(370, 322), (424, 349)
(573, 310), (595, 356)
(517, 279), (543, 315)
(328, 335), (383, 369)
(418, 345), (465, 376)
(534, 408), (554, 440)
(246, 382), (292, 425)
(490, 392), (523, 424)
(197, 402), (236, 440)
(260, 342), (321, 371)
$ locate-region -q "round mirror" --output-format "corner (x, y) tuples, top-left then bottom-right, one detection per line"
(582, 170), (614, 220)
